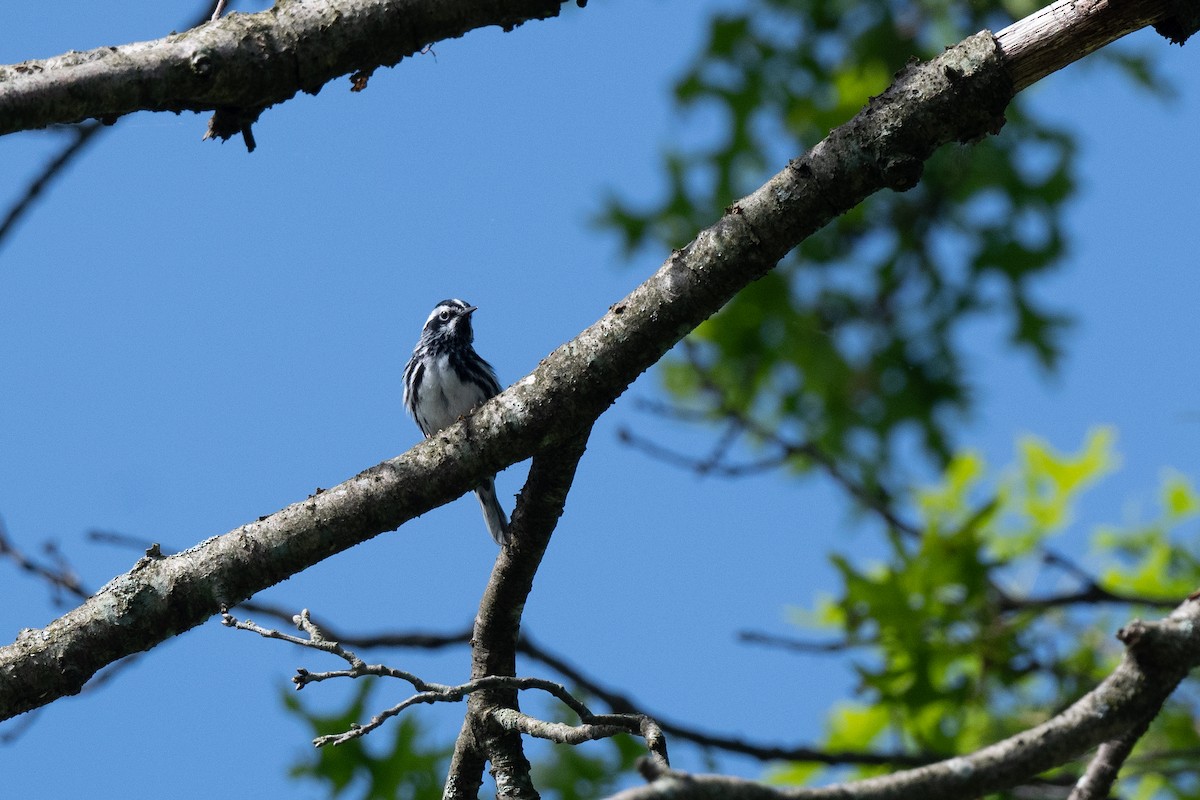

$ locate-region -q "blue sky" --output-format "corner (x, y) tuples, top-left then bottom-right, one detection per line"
(1, 1), (1198, 797)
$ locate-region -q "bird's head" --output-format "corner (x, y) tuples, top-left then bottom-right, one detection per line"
(422, 298), (478, 346)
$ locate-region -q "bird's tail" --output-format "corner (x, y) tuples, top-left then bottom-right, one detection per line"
(474, 478), (510, 546)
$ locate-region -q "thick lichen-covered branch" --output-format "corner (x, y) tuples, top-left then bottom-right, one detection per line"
(0, 0), (579, 135)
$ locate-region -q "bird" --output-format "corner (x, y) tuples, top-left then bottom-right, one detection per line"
(402, 299), (510, 545)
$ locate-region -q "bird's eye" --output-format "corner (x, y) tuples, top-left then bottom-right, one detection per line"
(438, 310), (452, 322)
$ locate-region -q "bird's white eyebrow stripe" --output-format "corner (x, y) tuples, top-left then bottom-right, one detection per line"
(423, 299), (469, 327)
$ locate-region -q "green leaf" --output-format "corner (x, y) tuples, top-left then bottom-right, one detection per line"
(1161, 469), (1200, 520)
(824, 703), (889, 750)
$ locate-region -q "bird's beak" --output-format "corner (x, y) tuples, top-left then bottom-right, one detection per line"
(463, 305), (479, 315)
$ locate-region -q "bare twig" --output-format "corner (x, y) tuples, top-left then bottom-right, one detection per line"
(996, 548), (1180, 612)
(210, 0), (229, 21)
(0, 122), (103, 251)
(617, 426), (788, 477)
(998, 584), (1180, 613)
(629, 345), (924, 540)
(0, 517), (86, 604)
(87, 529), (171, 552)
(217, 602), (932, 767)
(736, 630), (868, 654)
(221, 606), (669, 765)
(490, 706), (670, 773)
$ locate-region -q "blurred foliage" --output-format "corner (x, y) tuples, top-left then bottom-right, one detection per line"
(283, 682), (451, 800)
(601, 0), (1167, 488)
(771, 429), (1200, 796)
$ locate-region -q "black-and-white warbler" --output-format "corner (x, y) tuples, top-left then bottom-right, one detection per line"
(402, 299), (509, 545)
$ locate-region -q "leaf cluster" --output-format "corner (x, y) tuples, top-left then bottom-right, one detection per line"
(781, 430), (1200, 797)
(601, 0), (1164, 484)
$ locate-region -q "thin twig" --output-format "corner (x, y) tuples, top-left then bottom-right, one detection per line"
(221, 607), (669, 763)
(737, 630), (869, 654)
(999, 585), (1179, 613)
(996, 547), (1180, 612)
(629, 342), (924, 539)
(617, 426), (788, 477)
(87, 529), (174, 552)
(0, 123), (103, 251)
(0, 517), (87, 603)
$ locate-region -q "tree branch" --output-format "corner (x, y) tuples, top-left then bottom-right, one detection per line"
(452, 429), (594, 800)
(0, 0), (582, 137)
(1066, 718), (1153, 800)
(995, 0), (1187, 91)
(0, 0), (1182, 722)
(0, 1), (227, 247)
(632, 342), (922, 538)
(24, 523), (1168, 773)
(607, 598), (1200, 800)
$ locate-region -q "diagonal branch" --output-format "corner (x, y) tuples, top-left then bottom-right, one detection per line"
(0, 0), (1183, 724)
(608, 597), (1200, 800)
